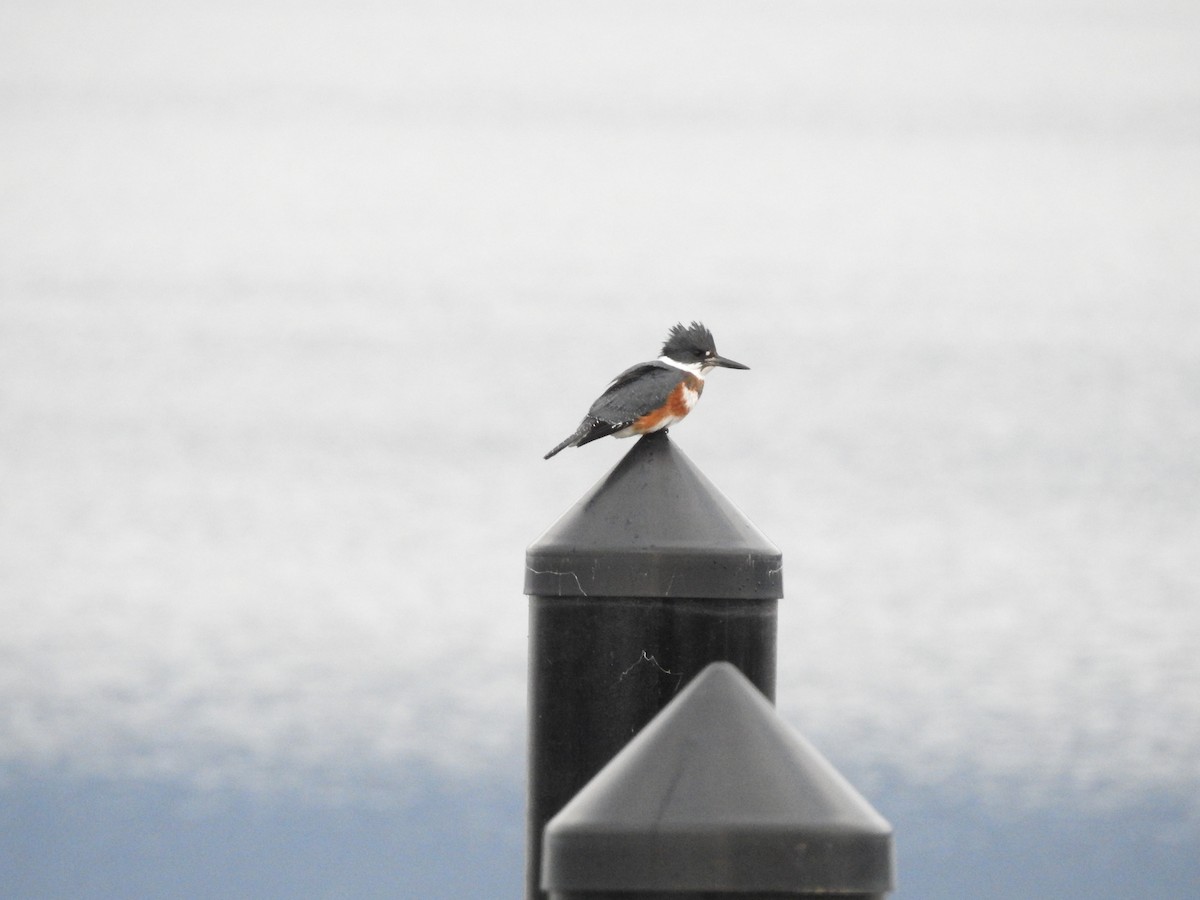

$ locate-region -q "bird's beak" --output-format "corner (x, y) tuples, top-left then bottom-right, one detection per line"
(713, 354), (749, 370)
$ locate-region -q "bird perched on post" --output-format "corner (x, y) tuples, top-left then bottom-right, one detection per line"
(544, 321), (749, 459)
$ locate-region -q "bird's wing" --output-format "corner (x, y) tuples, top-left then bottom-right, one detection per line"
(586, 362), (678, 426)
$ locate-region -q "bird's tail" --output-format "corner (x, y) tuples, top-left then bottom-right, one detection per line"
(544, 423), (589, 459)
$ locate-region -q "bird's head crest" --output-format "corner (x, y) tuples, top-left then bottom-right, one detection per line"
(661, 321), (717, 361)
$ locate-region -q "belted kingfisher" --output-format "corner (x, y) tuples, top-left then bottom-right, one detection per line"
(544, 321), (748, 459)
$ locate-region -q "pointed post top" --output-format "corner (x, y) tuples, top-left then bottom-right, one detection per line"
(542, 662), (895, 895)
(525, 432), (782, 599)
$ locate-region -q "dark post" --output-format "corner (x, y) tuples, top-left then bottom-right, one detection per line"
(541, 662), (895, 898)
(524, 432), (783, 900)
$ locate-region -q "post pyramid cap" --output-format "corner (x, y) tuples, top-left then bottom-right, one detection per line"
(526, 432), (782, 599)
(542, 662), (894, 894)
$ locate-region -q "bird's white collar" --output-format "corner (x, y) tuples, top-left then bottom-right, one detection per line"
(657, 355), (708, 378)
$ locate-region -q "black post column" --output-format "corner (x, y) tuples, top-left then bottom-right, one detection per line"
(524, 432), (783, 900)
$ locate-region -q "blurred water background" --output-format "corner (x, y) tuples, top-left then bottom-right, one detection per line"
(2, 1), (1199, 896)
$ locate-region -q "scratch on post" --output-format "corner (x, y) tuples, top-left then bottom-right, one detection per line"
(526, 566), (588, 596)
(620, 650), (683, 692)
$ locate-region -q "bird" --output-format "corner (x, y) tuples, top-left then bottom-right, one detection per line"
(544, 321), (748, 459)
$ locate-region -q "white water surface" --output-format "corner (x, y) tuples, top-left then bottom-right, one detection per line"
(2, 0), (1199, 821)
